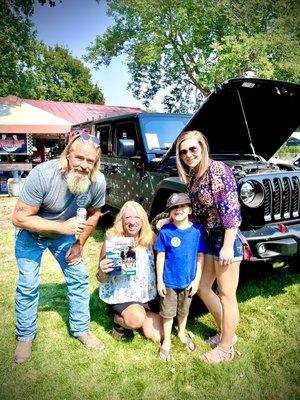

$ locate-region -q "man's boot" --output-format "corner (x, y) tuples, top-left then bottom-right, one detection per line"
(77, 332), (105, 351)
(15, 340), (32, 364)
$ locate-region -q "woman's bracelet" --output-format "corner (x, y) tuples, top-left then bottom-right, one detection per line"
(95, 270), (102, 282)
(96, 268), (111, 282)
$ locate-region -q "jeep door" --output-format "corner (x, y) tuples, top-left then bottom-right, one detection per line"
(96, 123), (115, 206)
(104, 120), (146, 210)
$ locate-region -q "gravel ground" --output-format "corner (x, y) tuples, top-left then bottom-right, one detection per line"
(0, 195), (17, 229)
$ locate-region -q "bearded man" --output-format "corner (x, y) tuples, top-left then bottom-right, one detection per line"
(12, 133), (106, 364)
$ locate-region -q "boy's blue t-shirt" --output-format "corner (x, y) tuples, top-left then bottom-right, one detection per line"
(154, 222), (208, 289)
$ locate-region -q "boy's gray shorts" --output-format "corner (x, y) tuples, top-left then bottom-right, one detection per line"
(159, 287), (192, 319)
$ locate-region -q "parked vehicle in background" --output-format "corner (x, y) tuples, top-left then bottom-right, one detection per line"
(290, 153), (300, 169)
(269, 153), (300, 171)
(286, 138), (300, 146)
(71, 78), (300, 264)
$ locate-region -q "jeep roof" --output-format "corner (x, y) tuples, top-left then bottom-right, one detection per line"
(94, 112), (191, 159)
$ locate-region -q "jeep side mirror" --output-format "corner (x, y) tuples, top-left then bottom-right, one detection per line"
(117, 139), (135, 157)
(129, 156), (144, 173)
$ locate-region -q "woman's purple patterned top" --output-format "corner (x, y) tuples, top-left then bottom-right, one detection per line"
(187, 160), (241, 229)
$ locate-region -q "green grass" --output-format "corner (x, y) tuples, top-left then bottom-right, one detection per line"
(0, 216), (299, 400)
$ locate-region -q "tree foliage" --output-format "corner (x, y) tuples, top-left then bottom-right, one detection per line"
(0, 1), (39, 98)
(0, 0), (104, 104)
(85, 0), (300, 112)
(7, 0), (62, 16)
(34, 44), (105, 103)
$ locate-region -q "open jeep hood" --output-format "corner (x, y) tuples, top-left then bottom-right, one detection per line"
(162, 78), (300, 162)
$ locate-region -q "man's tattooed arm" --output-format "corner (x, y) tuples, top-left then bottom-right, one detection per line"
(12, 200), (40, 230)
(12, 200), (81, 236)
(14, 205), (32, 214)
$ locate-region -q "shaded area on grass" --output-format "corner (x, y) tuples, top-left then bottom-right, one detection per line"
(238, 262), (300, 302)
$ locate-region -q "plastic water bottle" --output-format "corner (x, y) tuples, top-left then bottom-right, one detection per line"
(76, 208), (87, 221)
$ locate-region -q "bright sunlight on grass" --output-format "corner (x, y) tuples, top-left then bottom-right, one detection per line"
(0, 196), (299, 400)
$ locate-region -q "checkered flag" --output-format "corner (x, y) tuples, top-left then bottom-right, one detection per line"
(27, 134), (33, 154)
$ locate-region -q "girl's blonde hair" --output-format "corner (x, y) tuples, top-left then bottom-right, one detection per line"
(58, 136), (101, 183)
(106, 201), (154, 248)
(176, 130), (210, 183)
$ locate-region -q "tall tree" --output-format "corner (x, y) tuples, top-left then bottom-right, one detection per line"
(0, 1), (40, 98)
(34, 44), (105, 103)
(0, 0), (104, 104)
(85, 0), (300, 112)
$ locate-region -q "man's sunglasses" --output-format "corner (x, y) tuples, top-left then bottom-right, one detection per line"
(179, 146), (199, 157)
(74, 133), (100, 147)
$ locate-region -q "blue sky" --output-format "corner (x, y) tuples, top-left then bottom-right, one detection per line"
(32, 0), (164, 110)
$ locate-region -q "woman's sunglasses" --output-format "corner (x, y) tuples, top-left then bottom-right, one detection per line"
(74, 133), (100, 147)
(179, 146), (199, 157)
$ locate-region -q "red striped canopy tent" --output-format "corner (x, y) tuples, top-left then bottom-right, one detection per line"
(0, 96), (71, 138)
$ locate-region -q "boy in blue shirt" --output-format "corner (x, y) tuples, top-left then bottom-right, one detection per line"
(155, 193), (207, 362)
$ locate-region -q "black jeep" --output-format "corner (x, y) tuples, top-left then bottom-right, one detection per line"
(72, 78), (300, 262)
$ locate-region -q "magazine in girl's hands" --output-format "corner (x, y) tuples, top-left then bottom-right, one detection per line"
(105, 237), (136, 276)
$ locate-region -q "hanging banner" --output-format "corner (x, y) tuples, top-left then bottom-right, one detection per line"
(0, 133), (28, 154)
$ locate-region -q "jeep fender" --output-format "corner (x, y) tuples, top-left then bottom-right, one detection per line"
(149, 177), (187, 220)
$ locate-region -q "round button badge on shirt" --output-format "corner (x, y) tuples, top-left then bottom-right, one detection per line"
(171, 237), (181, 247)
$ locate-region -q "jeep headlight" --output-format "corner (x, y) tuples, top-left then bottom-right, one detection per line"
(240, 181), (264, 207)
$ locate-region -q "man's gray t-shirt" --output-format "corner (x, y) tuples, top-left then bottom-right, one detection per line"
(20, 159), (106, 222)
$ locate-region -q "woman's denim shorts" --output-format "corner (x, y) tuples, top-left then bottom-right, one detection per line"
(205, 228), (243, 262)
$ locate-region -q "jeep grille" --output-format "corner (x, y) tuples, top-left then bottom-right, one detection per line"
(263, 176), (300, 221)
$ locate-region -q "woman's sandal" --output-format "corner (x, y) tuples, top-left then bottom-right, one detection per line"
(112, 322), (125, 340)
(112, 314), (127, 340)
(158, 346), (171, 362)
(180, 338), (197, 352)
(205, 333), (238, 348)
(201, 345), (235, 364)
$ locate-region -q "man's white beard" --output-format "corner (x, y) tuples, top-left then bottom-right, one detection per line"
(66, 170), (91, 195)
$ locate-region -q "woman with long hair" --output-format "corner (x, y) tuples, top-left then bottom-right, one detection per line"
(176, 130), (243, 363)
(96, 201), (163, 342)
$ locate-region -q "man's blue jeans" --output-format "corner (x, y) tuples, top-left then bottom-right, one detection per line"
(15, 230), (90, 341)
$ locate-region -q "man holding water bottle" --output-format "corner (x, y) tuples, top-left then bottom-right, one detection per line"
(12, 132), (106, 363)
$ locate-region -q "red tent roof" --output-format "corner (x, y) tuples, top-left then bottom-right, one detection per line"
(24, 98), (144, 125)
(0, 97), (71, 134)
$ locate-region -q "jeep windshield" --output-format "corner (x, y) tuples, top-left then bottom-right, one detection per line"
(139, 113), (191, 158)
